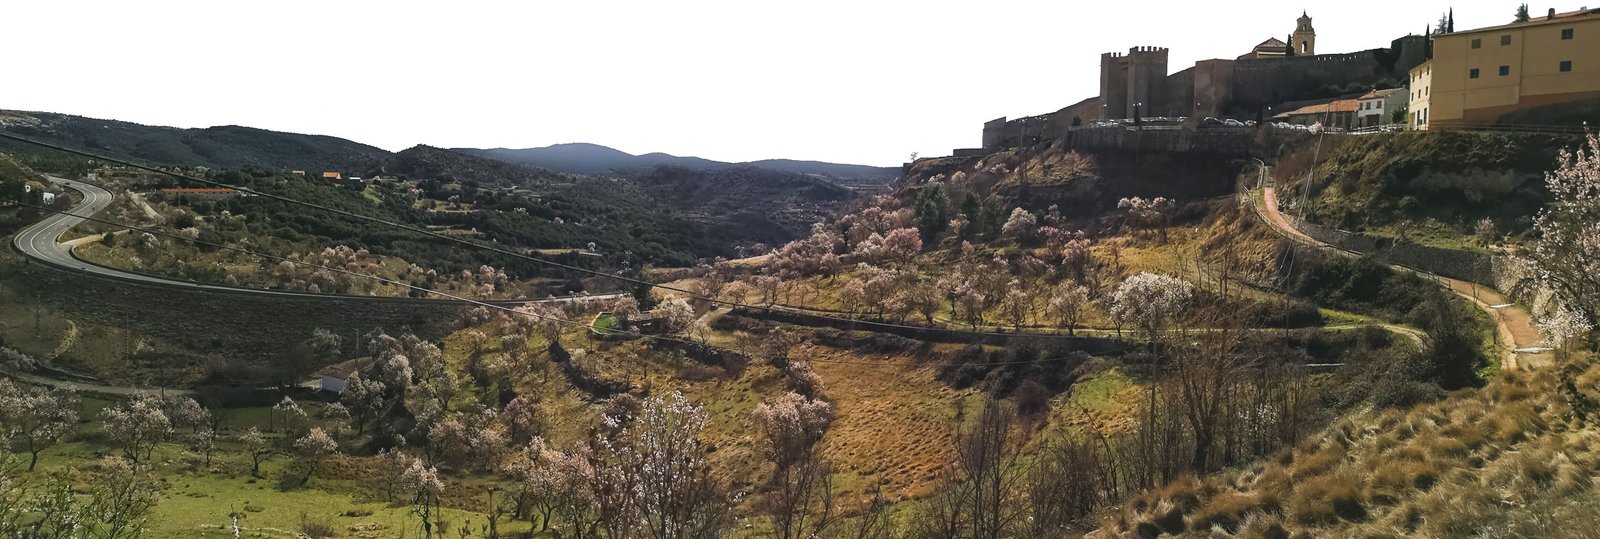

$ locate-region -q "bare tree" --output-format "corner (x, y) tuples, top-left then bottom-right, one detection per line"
(957, 399), (1025, 539)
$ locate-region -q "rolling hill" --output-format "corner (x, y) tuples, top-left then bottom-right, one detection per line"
(458, 142), (901, 184)
(0, 109), (391, 173)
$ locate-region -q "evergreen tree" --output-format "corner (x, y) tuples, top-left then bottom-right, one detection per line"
(914, 185), (951, 242)
(960, 193), (983, 235)
(1515, 3), (1530, 22)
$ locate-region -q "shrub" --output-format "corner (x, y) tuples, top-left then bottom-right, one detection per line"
(1241, 297), (1325, 328)
(298, 512), (335, 538)
(1014, 380), (1051, 416)
(677, 363), (723, 382)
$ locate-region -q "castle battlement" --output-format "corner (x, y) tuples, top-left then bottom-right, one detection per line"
(977, 12), (1428, 153)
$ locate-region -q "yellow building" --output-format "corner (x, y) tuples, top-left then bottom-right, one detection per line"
(1421, 7), (1600, 127)
(1408, 61), (1433, 129)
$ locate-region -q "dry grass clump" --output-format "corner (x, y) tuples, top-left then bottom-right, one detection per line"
(1288, 470), (1367, 526)
(1187, 490), (1279, 534)
(1412, 432), (1470, 460)
(1287, 446), (1342, 480)
(1092, 353), (1600, 538)
(1410, 482), (1499, 537)
(1366, 458), (1440, 506)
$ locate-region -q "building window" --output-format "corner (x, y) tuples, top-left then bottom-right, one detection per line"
(1561, 60), (1573, 72)
(1563, 28), (1574, 39)
(1472, 38), (1482, 48)
(1470, 68), (1480, 79)
(1501, 35), (1512, 46)
(1500, 65), (1511, 76)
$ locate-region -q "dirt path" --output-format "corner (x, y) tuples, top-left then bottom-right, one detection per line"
(1257, 185), (1550, 370)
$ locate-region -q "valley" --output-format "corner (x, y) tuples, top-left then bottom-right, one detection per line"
(2, 4), (1600, 536)
(2, 117), (1591, 538)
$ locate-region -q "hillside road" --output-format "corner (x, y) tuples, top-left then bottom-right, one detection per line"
(14, 176), (623, 306)
(1257, 184), (1550, 371)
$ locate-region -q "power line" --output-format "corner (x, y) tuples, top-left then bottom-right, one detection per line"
(0, 131), (1103, 341)
(14, 202), (1122, 368)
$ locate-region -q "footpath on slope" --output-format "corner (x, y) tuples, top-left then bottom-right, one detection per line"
(1255, 184), (1550, 371)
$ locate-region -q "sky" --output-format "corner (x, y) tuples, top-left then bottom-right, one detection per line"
(4, 1), (1511, 166)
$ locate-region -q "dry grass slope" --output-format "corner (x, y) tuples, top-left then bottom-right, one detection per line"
(1094, 354), (1600, 538)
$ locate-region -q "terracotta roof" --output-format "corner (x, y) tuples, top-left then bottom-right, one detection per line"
(1254, 37), (1287, 49)
(321, 171), (342, 179)
(1358, 88), (1402, 100)
(160, 188), (237, 194)
(1274, 99), (1361, 118)
(316, 357), (376, 380)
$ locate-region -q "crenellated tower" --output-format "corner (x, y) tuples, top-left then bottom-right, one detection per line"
(1099, 46), (1169, 119)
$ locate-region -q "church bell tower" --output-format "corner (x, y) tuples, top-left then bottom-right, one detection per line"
(1293, 11), (1316, 55)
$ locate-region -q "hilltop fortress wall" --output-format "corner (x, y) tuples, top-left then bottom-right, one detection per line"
(972, 36), (1429, 155)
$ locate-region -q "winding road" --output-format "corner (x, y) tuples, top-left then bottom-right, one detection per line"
(13, 176), (622, 306)
(1252, 174), (1551, 371)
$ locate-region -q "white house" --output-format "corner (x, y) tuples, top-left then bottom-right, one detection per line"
(39, 192), (56, 204)
(315, 357), (375, 394)
(1356, 88), (1406, 128)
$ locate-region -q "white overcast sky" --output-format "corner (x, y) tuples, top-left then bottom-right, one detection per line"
(5, 1), (1510, 166)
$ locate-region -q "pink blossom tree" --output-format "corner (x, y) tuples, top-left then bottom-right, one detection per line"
(881, 227), (924, 265)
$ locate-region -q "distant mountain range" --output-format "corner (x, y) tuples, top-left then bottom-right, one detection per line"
(0, 110), (874, 248)
(457, 143), (900, 185)
(0, 110), (898, 186)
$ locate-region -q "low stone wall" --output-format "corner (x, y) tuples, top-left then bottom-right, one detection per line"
(726, 307), (1128, 354)
(1, 251), (465, 365)
(1289, 218), (1497, 284)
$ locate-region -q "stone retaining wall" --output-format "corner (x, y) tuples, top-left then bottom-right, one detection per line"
(726, 307), (1128, 354)
(1288, 217), (1497, 285)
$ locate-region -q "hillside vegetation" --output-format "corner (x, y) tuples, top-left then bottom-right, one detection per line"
(1275, 132), (1580, 248)
(0, 109), (391, 173)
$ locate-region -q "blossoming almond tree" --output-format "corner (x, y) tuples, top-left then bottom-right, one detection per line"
(1531, 133), (1600, 344)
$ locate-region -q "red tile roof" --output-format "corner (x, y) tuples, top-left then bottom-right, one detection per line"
(1274, 99), (1360, 118)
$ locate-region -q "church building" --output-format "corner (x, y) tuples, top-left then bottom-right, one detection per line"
(1240, 12), (1317, 59)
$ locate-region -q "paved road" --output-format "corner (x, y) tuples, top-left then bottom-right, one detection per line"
(13, 176), (623, 306)
(14, 177), (113, 272)
(1254, 180), (1551, 370)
